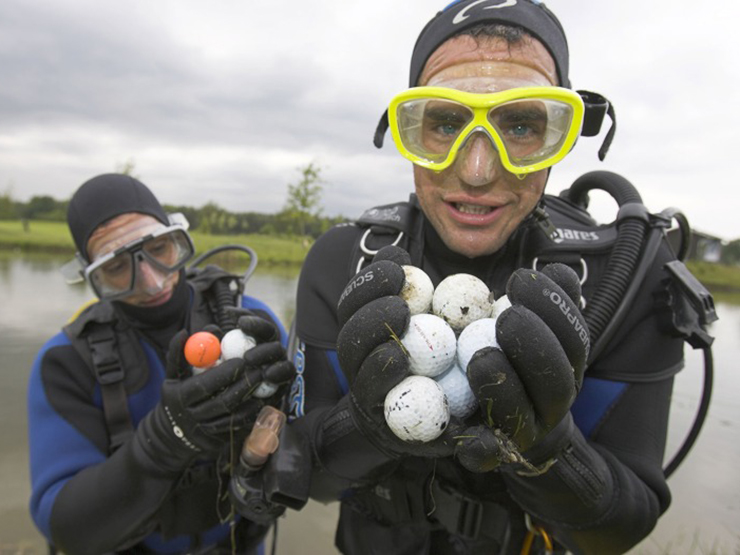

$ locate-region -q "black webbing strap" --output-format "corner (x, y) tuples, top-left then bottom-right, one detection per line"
(86, 326), (134, 453)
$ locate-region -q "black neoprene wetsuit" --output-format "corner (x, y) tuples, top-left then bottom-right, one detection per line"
(289, 195), (683, 555)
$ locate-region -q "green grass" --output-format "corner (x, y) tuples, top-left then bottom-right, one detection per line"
(3, 220), (740, 290)
(685, 261), (740, 293)
(0, 220), (310, 266)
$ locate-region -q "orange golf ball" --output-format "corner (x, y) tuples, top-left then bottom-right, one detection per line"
(184, 331), (221, 368)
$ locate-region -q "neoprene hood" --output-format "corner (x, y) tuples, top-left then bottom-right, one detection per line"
(67, 173), (169, 261)
(409, 0), (570, 87)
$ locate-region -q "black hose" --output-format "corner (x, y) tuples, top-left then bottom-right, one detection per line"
(663, 348), (714, 478)
(562, 171), (649, 354)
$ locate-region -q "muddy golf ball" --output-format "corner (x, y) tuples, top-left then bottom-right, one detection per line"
(401, 313), (457, 378)
(384, 375), (450, 442)
(400, 265), (434, 315)
(457, 317), (500, 371)
(184, 331), (221, 368)
(432, 274), (493, 332)
(434, 363), (477, 419)
(220, 329), (257, 360)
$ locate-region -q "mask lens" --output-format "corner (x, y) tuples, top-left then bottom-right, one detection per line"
(141, 229), (193, 271)
(89, 252), (135, 298)
(396, 98), (474, 164)
(489, 98), (575, 168)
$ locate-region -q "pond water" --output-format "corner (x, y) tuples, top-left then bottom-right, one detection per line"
(1, 254), (738, 554)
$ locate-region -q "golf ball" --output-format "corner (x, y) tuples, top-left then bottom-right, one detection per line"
(457, 317), (500, 372)
(491, 294), (511, 319)
(401, 314), (457, 378)
(253, 380), (279, 399)
(221, 329), (257, 360)
(400, 265), (434, 315)
(384, 376), (450, 442)
(432, 274), (493, 332)
(434, 363), (477, 419)
(184, 331), (221, 368)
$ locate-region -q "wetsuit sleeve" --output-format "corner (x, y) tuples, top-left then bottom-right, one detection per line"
(28, 335), (185, 554)
(289, 226), (398, 501)
(499, 245), (681, 554)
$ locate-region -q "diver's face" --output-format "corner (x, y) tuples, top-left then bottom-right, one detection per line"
(87, 213), (180, 307)
(414, 34), (557, 258)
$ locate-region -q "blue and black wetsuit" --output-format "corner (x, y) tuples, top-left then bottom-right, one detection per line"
(290, 194), (683, 554)
(28, 268), (287, 554)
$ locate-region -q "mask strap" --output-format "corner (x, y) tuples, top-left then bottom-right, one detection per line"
(374, 110), (390, 148)
(577, 90), (617, 161)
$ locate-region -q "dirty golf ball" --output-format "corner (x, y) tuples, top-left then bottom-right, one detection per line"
(400, 265), (434, 315)
(401, 314), (457, 377)
(220, 329), (257, 360)
(434, 363), (477, 419)
(384, 376), (450, 442)
(184, 331), (221, 368)
(432, 274), (493, 332)
(457, 317), (500, 371)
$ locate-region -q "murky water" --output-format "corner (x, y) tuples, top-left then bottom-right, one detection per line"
(1, 254), (738, 554)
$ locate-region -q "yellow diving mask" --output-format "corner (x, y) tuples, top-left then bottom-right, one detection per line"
(385, 86), (586, 175)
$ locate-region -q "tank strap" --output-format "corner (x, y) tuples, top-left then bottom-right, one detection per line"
(346, 475), (511, 545)
(85, 324), (134, 453)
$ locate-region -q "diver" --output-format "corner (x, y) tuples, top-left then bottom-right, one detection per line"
(288, 1), (714, 554)
(27, 173), (295, 554)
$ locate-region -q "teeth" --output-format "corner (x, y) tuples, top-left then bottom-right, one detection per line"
(455, 203), (492, 215)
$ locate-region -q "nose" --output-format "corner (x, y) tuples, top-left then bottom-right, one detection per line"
(454, 132), (500, 187)
(135, 258), (167, 294)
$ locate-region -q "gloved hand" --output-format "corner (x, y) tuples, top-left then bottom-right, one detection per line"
(136, 319), (294, 472)
(231, 309), (297, 401)
(337, 245), (463, 459)
(455, 263), (589, 473)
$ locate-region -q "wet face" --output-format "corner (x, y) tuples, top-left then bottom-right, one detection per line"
(87, 213), (180, 307)
(414, 34), (557, 258)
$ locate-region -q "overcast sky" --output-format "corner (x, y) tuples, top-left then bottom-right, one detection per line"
(1, 0), (738, 240)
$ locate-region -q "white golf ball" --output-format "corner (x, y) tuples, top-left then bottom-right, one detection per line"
(491, 294), (511, 319)
(401, 314), (457, 377)
(220, 329), (257, 360)
(432, 274), (493, 332)
(434, 363), (477, 419)
(400, 265), (434, 315)
(252, 381), (279, 399)
(457, 317), (500, 372)
(384, 375), (450, 442)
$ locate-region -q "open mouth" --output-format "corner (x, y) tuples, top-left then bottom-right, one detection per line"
(454, 202), (494, 215)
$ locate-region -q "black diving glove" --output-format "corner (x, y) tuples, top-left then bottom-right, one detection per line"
(455, 263), (589, 473)
(337, 245), (463, 459)
(136, 326), (293, 473)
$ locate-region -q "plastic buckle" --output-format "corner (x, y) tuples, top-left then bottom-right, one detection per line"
(433, 481), (484, 539)
(88, 333), (125, 385)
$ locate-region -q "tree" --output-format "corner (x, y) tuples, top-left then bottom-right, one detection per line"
(720, 239), (740, 266)
(283, 163), (324, 237)
(116, 158), (139, 178)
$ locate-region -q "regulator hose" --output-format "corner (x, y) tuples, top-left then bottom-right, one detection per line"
(188, 244), (259, 332)
(561, 171), (649, 361)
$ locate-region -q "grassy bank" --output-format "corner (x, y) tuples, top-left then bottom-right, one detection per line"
(3, 220), (740, 291)
(0, 220), (310, 266)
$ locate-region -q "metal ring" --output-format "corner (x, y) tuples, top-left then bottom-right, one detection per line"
(532, 257), (588, 286)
